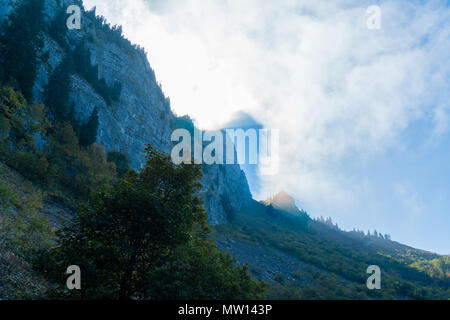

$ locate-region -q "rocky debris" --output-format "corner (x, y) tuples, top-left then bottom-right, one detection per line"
(41, 195), (76, 228)
(215, 237), (355, 288)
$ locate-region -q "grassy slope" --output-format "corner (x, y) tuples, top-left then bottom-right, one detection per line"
(0, 162), (48, 299)
(215, 201), (450, 299)
(0, 161), (76, 299)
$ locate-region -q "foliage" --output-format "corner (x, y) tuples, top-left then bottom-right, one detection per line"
(0, 86), (52, 182)
(172, 115), (195, 134)
(45, 58), (74, 124)
(1, 86), (116, 200)
(0, 157), (53, 299)
(46, 4), (125, 108)
(37, 146), (264, 300)
(86, 8), (147, 57)
(71, 42), (122, 106)
(48, 8), (69, 48)
(76, 107), (99, 147)
(0, 0), (45, 100)
(44, 45), (116, 145)
(46, 25), (122, 146)
(217, 202), (450, 300)
(149, 237), (265, 299)
(411, 256), (450, 280)
(107, 150), (131, 178)
(0, 87), (49, 149)
(46, 123), (116, 199)
(0, 181), (52, 257)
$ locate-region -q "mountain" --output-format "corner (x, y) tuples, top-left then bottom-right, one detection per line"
(262, 191), (306, 216)
(0, 0), (448, 300)
(0, 0), (252, 226)
(216, 200), (449, 299)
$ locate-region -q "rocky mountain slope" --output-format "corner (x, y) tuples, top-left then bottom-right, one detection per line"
(0, 0), (252, 225)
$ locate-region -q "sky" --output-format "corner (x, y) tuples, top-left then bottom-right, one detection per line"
(83, 0), (450, 254)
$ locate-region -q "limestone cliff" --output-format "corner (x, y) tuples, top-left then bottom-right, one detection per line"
(0, 0), (253, 224)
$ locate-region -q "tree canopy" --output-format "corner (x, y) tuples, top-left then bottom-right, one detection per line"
(37, 146), (264, 299)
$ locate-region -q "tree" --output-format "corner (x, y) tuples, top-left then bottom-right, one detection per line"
(107, 150), (131, 178)
(45, 58), (74, 123)
(148, 237), (265, 299)
(0, 86), (45, 148)
(49, 8), (69, 47)
(77, 107), (99, 147)
(0, 86), (51, 181)
(110, 81), (122, 102)
(38, 146), (264, 299)
(0, 0), (45, 100)
(46, 123), (116, 199)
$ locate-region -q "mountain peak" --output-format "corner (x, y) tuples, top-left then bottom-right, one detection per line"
(263, 191), (302, 215)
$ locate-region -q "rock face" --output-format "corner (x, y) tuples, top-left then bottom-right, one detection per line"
(1, 0), (253, 224)
(262, 191), (303, 216)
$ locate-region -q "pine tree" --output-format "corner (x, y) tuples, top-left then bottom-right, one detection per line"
(0, 0), (45, 100)
(77, 108), (99, 147)
(45, 58), (74, 123)
(107, 150), (131, 178)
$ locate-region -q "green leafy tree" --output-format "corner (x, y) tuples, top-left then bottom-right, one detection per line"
(0, 87), (48, 149)
(149, 237), (265, 299)
(46, 123), (116, 199)
(38, 146), (264, 299)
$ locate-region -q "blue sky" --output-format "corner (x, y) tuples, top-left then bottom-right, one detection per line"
(84, 0), (450, 254)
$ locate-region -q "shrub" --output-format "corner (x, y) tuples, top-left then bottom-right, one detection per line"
(107, 150), (131, 178)
(0, 181), (52, 256)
